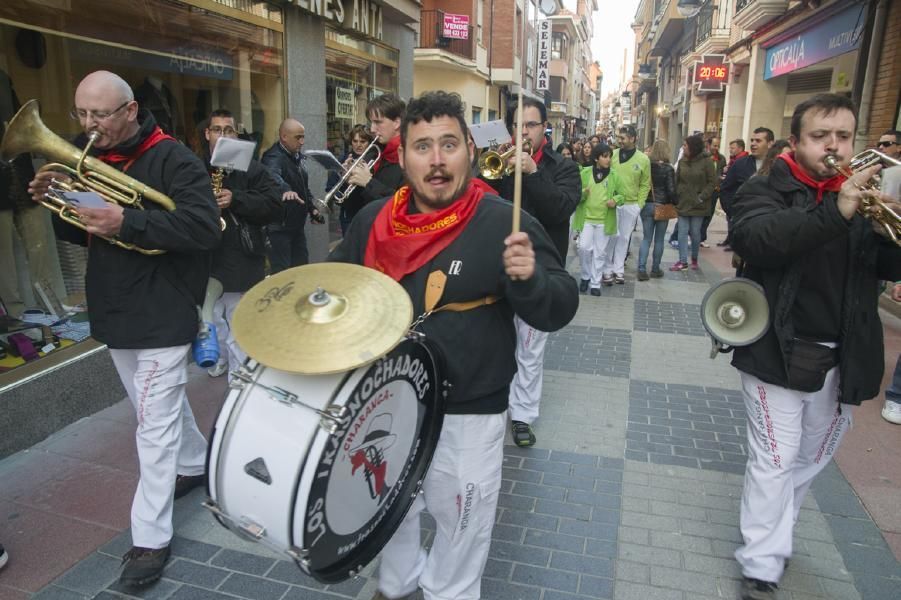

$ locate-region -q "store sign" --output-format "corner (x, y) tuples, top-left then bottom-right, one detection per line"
(294, 0), (384, 41)
(69, 40), (234, 81)
(442, 13), (469, 40)
(536, 20), (550, 91)
(335, 86), (355, 119)
(763, 4), (864, 80)
(694, 54), (729, 92)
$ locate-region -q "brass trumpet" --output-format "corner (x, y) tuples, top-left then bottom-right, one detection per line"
(478, 139), (533, 180)
(313, 138), (381, 212)
(825, 150), (901, 246)
(1, 100), (174, 255)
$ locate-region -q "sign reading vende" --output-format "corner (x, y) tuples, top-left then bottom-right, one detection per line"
(442, 13), (469, 40)
(536, 20), (550, 91)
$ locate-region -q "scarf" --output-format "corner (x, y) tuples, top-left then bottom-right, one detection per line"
(529, 136), (548, 166)
(777, 153), (846, 203)
(374, 135), (401, 173)
(97, 126), (175, 172)
(593, 165), (610, 183)
(619, 147), (637, 163)
(364, 180), (485, 281)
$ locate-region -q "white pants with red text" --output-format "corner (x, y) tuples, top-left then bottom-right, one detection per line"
(110, 345), (208, 549)
(212, 292), (246, 375)
(377, 412), (505, 600)
(735, 367), (852, 583)
(610, 203), (641, 277)
(508, 315), (549, 424)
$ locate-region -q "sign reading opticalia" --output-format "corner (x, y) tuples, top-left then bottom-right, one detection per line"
(764, 4), (864, 80)
(536, 20), (550, 91)
(442, 13), (469, 40)
(335, 86), (355, 120)
(294, 0), (384, 41)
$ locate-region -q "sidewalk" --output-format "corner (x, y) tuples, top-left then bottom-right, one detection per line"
(1, 216), (899, 600)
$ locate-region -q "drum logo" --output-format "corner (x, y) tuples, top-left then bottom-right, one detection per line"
(348, 413), (396, 501)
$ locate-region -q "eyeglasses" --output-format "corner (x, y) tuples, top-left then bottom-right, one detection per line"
(522, 121), (544, 130)
(69, 101), (130, 122)
(208, 126), (238, 137)
(877, 141), (897, 148)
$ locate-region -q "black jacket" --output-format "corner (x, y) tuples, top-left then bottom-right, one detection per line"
(210, 160), (283, 292)
(489, 146), (581, 260)
(329, 192), (579, 415)
(648, 161), (677, 205)
(260, 142), (314, 230)
(359, 159), (404, 204)
(719, 154), (757, 209)
(54, 112), (221, 348)
(730, 159), (901, 405)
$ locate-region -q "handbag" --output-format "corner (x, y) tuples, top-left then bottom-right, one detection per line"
(650, 184), (678, 221)
(229, 212), (268, 257)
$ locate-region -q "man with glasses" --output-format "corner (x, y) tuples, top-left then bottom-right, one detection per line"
(877, 129), (900, 159)
(608, 125), (650, 285)
(27, 70), (221, 587)
(202, 109), (282, 378)
(488, 97), (580, 447)
(261, 118), (323, 273)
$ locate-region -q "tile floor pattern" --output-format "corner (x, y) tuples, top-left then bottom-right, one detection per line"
(30, 238), (901, 599)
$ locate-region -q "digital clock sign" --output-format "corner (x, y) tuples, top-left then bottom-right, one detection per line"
(694, 54), (729, 92)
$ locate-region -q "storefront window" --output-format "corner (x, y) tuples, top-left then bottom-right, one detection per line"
(0, 0), (284, 377)
(325, 26), (398, 158)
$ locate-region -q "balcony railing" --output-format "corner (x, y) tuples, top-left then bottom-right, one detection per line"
(696, 2), (714, 44)
(417, 10), (475, 61)
(736, 0), (751, 13)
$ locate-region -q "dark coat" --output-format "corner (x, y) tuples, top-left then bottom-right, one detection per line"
(53, 112), (221, 348)
(330, 193), (579, 415)
(675, 154), (717, 217)
(210, 160), (283, 292)
(730, 159), (901, 405)
(260, 142), (314, 230)
(359, 160), (404, 204)
(719, 154), (757, 210)
(648, 161), (677, 205)
(490, 146), (582, 260)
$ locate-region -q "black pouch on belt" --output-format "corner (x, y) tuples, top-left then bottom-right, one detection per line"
(786, 339), (839, 393)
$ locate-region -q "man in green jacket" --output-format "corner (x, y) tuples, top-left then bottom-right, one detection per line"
(608, 125), (651, 284)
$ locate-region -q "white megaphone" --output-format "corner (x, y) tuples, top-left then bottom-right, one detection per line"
(192, 277), (224, 368)
(700, 278), (770, 359)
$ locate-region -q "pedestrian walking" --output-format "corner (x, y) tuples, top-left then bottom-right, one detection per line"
(669, 135), (716, 272)
(609, 125), (651, 284)
(637, 139), (676, 279)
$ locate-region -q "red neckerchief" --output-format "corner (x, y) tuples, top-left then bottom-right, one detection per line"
(729, 151), (749, 166)
(472, 178), (498, 196)
(374, 135), (401, 173)
(777, 152), (846, 203)
(529, 136), (548, 166)
(364, 181), (485, 281)
(97, 126), (175, 172)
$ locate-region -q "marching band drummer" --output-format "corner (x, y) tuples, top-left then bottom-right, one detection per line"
(26, 70), (221, 587)
(202, 109), (283, 379)
(330, 91), (578, 600)
(345, 93), (407, 203)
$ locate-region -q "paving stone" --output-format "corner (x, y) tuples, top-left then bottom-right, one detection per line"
(282, 588), (349, 600)
(161, 559), (231, 588)
(170, 537), (221, 563)
(168, 587), (243, 600)
(265, 561), (328, 587)
(106, 578), (181, 599)
(577, 574), (614, 598)
(209, 548), (276, 576)
(549, 551), (613, 579)
(558, 518), (618, 541)
(611, 581), (683, 600)
(218, 572), (289, 599)
(524, 529), (586, 553)
(535, 498), (592, 520)
(484, 558), (513, 579)
(545, 326), (632, 378)
(489, 540), (551, 566)
(618, 543), (681, 569)
(479, 578), (542, 600)
(651, 565), (719, 594)
(614, 559), (650, 584)
(512, 564), (579, 592)
(32, 587), (97, 600)
(499, 509), (560, 532)
(51, 552), (120, 595)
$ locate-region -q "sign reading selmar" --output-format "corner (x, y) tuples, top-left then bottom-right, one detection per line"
(294, 0), (384, 41)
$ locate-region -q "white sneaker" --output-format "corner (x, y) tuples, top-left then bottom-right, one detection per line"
(882, 400), (901, 425)
(207, 360), (228, 378)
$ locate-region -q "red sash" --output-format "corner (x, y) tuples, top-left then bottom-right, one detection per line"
(363, 181), (485, 281)
(530, 136), (547, 166)
(97, 126), (175, 172)
(777, 153), (846, 203)
(374, 135), (400, 173)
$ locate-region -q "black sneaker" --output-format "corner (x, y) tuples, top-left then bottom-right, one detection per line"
(637, 271), (649, 281)
(120, 545), (170, 587)
(511, 420), (536, 447)
(650, 269), (664, 278)
(0, 543), (8, 570)
(740, 577), (777, 600)
(589, 288), (601, 296)
(579, 279), (589, 292)
(174, 473), (206, 499)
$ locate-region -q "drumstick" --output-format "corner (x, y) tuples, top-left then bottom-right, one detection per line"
(512, 91), (523, 234)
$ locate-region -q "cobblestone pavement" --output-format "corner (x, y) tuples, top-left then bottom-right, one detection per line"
(16, 232), (901, 600)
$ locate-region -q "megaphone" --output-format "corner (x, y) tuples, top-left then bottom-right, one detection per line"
(700, 277), (770, 359)
(192, 277), (224, 368)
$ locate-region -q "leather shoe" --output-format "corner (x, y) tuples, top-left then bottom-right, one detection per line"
(120, 545), (170, 588)
(174, 474), (205, 499)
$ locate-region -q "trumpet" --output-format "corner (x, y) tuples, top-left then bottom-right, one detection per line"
(824, 150), (901, 246)
(478, 139), (533, 180)
(313, 138), (381, 212)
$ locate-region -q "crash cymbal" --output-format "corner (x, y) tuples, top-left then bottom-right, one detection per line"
(232, 263), (413, 374)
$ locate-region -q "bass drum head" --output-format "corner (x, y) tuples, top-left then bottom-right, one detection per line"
(298, 337), (445, 582)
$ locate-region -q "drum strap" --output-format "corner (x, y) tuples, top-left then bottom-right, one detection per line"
(425, 270), (499, 314)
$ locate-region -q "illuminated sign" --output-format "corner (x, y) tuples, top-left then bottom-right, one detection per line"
(694, 54), (728, 92)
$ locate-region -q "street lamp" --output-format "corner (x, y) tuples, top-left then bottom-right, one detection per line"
(676, 0), (704, 18)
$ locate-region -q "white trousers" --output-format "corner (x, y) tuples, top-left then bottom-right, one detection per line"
(212, 292), (246, 374)
(508, 315), (549, 424)
(735, 368), (852, 583)
(110, 345), (208, 549)
(610, 203), (641, 277)
(578, 223), (612, 287)
(377, 412), (506, 600)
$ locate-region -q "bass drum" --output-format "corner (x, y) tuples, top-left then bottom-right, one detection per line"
(205, 336), (446, 583)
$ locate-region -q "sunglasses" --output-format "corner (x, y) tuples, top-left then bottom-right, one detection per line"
(877, 141), (897, 148)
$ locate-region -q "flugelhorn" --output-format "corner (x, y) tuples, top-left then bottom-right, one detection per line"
(478, 139), (533, 180)
(314, 138), (381, 212)
(1, 100), (174, 255)
(824, 150), (901, 246)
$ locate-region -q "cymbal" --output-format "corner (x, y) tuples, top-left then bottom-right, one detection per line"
(232, 263), (413, 374)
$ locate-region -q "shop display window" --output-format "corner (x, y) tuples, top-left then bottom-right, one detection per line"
(0, 0), (284, 378)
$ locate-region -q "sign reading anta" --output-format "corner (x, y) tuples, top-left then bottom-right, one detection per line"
(294, 0), (384, 41)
